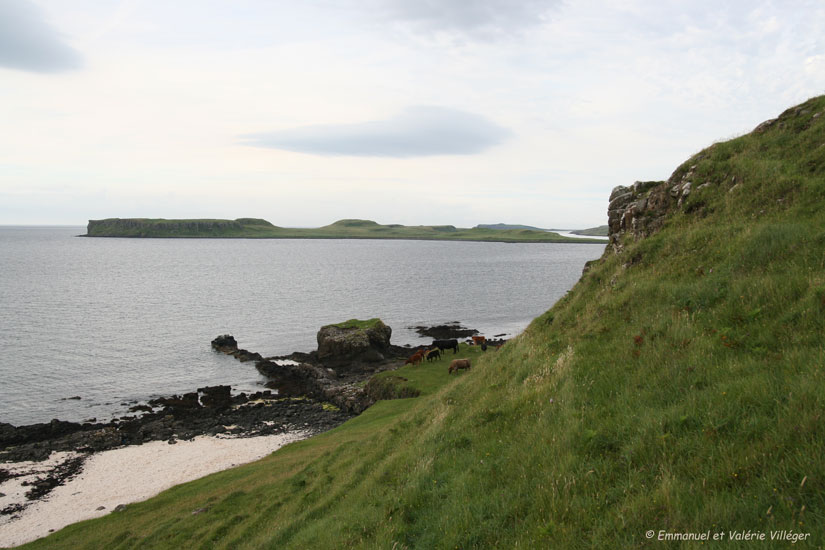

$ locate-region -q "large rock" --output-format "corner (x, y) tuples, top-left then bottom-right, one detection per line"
(211, 334), (238, 352)
(316, 319), (392, 366)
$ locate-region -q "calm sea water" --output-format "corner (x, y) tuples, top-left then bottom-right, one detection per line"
(0, 226), (604, 425)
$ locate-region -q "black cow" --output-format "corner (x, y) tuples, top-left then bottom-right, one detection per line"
(431, 339), (458, 354)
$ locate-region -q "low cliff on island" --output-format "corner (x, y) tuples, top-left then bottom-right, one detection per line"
(86, 218), (278, 238)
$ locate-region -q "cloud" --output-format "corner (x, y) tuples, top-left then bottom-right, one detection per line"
(0, 0), (81, 72)
(377, 0), (561, 38)
(242, 106), (511, 158)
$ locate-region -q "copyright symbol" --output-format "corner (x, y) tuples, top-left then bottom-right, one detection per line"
(646, 530), (655, 539)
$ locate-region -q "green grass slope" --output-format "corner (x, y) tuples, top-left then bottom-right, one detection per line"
(27, 96), (825, 549)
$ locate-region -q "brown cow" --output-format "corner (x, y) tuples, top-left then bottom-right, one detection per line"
(471, 335), (486, 346)
(405, 351), (424, 365)
(448, 358), (471, 374)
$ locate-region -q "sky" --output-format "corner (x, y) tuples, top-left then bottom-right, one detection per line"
(1, 0), (824, 228)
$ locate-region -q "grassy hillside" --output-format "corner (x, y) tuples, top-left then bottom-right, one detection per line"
(84, 217), (604, 243)
(27, 96), (825, 549)
(571, 224), (609, 236)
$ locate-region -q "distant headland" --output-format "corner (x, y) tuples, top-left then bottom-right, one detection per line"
(83, 218), (607, 243)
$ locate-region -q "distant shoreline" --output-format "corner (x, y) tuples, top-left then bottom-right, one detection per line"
(82, 218), (608, 244)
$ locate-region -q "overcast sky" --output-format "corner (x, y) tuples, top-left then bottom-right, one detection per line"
(1, 0), (824, 228)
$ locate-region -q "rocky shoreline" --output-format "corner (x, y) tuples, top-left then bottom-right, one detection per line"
(0, 320), (502, 521)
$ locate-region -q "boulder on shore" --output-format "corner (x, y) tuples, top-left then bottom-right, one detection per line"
(316, 319), (392, 367)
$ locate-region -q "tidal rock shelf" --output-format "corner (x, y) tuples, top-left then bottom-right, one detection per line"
(1, 318), (498, 519)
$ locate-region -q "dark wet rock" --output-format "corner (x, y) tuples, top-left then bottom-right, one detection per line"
(197, 385), (232, 409)
(22, 454), (87, 501)
(148, 392), (200, 411)
(1, 502), (25, 517)
(211, 334), (238, 352)
(0, 419), (90, 450)
(412, 323), (479, 339)
(234, 349), (263, 362)
(255, 359), (374, 414)
(211, 334), (263, 362)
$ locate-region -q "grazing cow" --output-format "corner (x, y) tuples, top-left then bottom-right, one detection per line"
(448, 358), (471, 374)
(471, 335), (486, 346)
(405, 351), (424, 365)
(425, 348), (441, 362)
(432, 339), (459, 354)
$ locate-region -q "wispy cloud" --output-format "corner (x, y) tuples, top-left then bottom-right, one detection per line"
(375, 0), (562, 38)
(0, 0), (81, 73)
(242, 106), (511, 158)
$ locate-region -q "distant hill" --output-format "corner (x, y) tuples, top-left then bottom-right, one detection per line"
(570, 224), (609, 236)
(84, 218), (605, 244)
(477, 223), (609, 237)
(474, 223), (546, 231)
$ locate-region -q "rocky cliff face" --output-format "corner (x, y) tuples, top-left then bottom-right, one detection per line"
(87, 218), (245, 236)
(607, 166), (699, 253)
(607, 102), (823, 254)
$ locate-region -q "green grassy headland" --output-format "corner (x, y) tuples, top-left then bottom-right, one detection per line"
(84, 217), (605, 243)
(27, 95), (825, 548)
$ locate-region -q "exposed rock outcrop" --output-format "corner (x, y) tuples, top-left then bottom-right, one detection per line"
(316, 319), (392, 367)
(607, 162), (711, 253)
(607, 103), (825, 254)
(607, 180), (669, 253)
(211, 335), (262, 362)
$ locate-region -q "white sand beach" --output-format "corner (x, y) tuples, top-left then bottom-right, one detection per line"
(0, 432), (307, 548)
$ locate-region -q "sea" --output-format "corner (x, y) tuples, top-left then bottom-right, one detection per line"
(0, 226), (605, 426)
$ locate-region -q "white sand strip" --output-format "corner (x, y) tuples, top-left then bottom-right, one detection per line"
(0, 432), (307, 548)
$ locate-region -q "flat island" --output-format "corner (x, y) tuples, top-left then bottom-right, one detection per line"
(84, 218), (607, 243)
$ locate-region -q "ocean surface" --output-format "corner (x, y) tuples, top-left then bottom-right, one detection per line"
(0, 226), (604, 426)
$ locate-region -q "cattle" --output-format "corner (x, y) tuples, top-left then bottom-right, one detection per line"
(471, 335), (486, 346)
(405, 351), (424, 365)
(448, 358), (471, 374)
(432, 339), (459, 354)
(425, 348), (441, 362)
